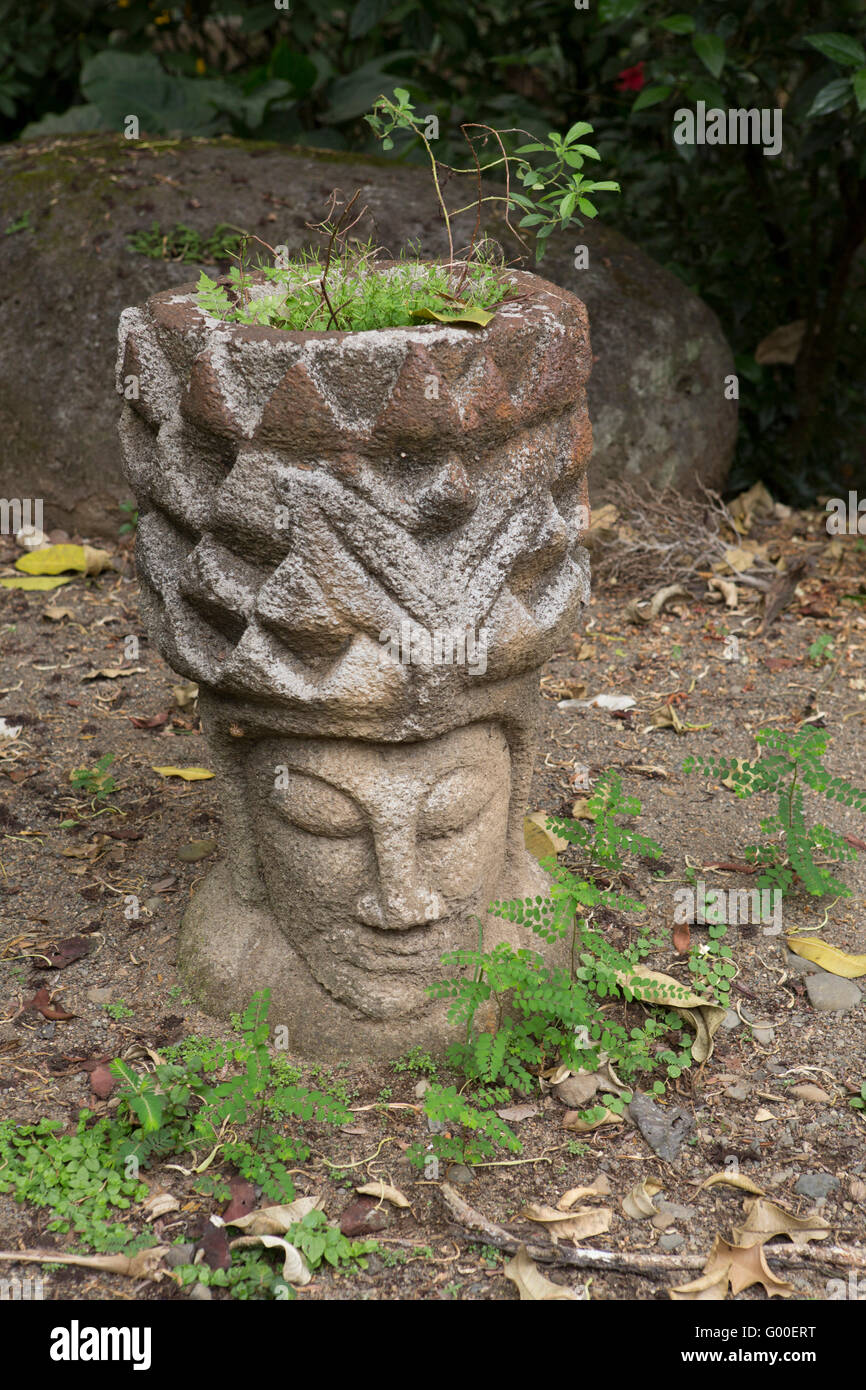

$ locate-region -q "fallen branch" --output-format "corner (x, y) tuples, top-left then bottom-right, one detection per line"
(439, 1183), (866, 1280)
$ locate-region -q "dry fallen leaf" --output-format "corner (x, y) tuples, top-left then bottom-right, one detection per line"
(519, 1202), (613, 1243)
(496, 1103), (539, 1122)
(41, 605), (75, 621)
(753, 1107), (776, 1123)
(524, 812), (570, 860)
(699, 1172), (766, 1197)
(754, 320), (806, 365)
(707, 576), (739, 608)
(705, 1236), (794, 1297)
(785, 936), (866, 979)
(229, 1234), (310, 1286)
(152, 766), (215, 781)
(225, 1197), (323, 1235)
(562, 1106), (623, 1134)
(83, 666), (147, 680)
(732, 1197), (831, 1248)
(616, 966), (726, 1064)
(622, 1178), (663, 1220)
(14, 543), (112, 577)
(141, 1191), (180, 1220)
(504, 1246), (583, 1300)
(558, 1175), (611, 1209)
(172, 681), (199, 708)
(355, 1181), (410, 1209)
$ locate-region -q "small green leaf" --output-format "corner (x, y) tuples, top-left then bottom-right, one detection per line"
(409, 305), (497, 328)
(853, 66), (866, 110)
(804, 32), (866, 68)
(807, 77), (854, 116)
(692, 33), (726, 78)
(632, 83), (672, 111)
(577, 197), (598, 217)
(563, 121), (594, 142)
(659, 14), (695, 33)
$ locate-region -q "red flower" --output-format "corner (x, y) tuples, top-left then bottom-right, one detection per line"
(616, 62), (646, 93)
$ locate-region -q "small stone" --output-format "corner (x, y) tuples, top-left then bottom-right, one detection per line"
(86, 986), (113, 1004)
(794, 1173), (839, 1200)
(806, 973), (862, 1014)
(724, 1081), (750, 1102)
(143, 896), (163, 916)
(414, 1078), (430, 1099)
(165, 1243), (196, 1268)
(446, 1164), (475, 1186)
(659, 1231), (684, 1252)
(654, 1198), (696, 1223)
(177, 839), (217, 863)
(721, 1009), (742, 1031)
(188, 1281), (212, 1300)
(38, 1022), (55, 1040)
(783, 949), (823, 977)
(752, 1025), (775, 1045)
(340, 1197), (390, 1237)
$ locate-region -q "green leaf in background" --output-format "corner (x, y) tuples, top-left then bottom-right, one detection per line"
(19, 103), (111, 138)
(659, 15), (695, 34)
(807, 77), (854, 117)
(349, 0), (399, 40)
(804, 32), (866, 68)
(632, 84), (672, 112)
(852, 67), (866, 111)
(692, 33), (726, 79)
(270, 43), (318, 96)
(81, 51), (228, 136)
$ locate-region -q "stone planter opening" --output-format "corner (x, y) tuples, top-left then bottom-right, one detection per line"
(117, 266), (593, 1058)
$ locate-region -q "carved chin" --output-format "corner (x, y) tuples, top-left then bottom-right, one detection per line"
(280, 918), (455, 1019)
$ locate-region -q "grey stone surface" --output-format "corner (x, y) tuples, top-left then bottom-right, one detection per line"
(806, 972), (862, 1013)
(628, 1091), (695, 1162)
(121, 267), (590, 1058)
(659, 1231), (684, 1252)
(794, 1173), (839, 1200)
(0, 134), (736, 535)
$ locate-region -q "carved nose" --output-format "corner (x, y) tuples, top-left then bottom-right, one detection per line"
(356, 882), (445, 930)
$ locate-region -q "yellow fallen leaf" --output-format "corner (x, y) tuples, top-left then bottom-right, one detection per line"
(699, 1172), (766, 1196)
(15, 543), (111, 576)
(785, 936), (866, 979)
(504, 1246), (583, 1301)
(152, 766), (215, 781)
(83, 666), (147, 680)
(754, 1107), (776, 1123)
(0, 574), (74, 590)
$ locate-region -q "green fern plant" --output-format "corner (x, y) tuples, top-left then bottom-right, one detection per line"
(413, 819), (695, 1168)
(112, 989), (349, 1202)
(546, 770), (665, 875)
(684, 728), (866, 897)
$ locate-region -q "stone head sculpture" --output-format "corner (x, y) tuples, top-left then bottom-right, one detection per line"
(117, 266), (592, 1057)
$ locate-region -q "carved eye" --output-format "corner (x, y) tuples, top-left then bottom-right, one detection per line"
(271, 771), (365, 837)
(419, 768), (496, 836)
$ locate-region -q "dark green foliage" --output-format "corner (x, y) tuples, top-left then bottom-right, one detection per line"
(684, 728), (866, 897)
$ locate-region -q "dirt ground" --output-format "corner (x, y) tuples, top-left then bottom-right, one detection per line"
(1, 490), (864, 1302)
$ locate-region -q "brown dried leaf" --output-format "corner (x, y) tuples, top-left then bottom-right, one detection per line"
(732, 1198), (831, 1248)
(504, 1246), (583, 1301)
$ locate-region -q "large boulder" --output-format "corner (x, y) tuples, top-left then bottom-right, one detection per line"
(0, 135), (736, 534)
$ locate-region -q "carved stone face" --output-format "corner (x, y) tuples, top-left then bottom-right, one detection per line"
(247, 723), (511, 1018)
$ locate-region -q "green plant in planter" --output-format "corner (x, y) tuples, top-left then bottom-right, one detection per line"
(194, 88), (619, 334)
